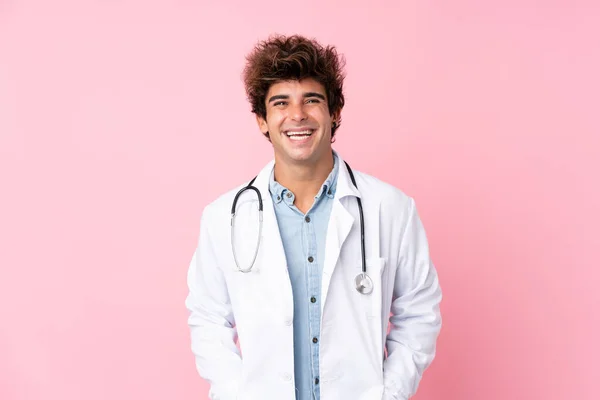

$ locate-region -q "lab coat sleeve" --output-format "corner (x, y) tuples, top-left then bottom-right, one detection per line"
(382, 198), (442, 400)
(185, 206), (243, 400)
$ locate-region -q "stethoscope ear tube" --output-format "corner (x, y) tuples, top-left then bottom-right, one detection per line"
(231, 177), (262, 216)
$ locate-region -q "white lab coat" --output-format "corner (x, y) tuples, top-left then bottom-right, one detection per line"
(185, 152), (442, 400)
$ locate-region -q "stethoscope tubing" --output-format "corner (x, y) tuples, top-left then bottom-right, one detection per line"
(230, 161), (373, 294)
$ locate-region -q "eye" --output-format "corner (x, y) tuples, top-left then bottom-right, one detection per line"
(274, 101), (287, 107)
(306, 98), (320, 104)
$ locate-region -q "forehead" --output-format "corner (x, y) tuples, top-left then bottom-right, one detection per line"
(266, 78), (326, 96)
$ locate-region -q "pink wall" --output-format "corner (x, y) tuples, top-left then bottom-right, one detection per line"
(1, 1), (598, 399)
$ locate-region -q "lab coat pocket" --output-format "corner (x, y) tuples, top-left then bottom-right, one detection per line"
(361, 257), (387, 384)
(362, 257), (386, 319)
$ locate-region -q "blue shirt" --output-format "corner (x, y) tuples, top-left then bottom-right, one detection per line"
(268, 153), (339, 400)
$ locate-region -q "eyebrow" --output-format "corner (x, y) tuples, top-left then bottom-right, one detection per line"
(267, 92), (326, 104)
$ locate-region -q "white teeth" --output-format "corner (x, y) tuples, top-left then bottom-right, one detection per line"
(289, 135), (310, 141)
(285, 130), (313, 136)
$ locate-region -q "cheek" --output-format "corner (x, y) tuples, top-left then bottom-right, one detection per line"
(266, 114), (284, 131)
(309, 108), (329, 123)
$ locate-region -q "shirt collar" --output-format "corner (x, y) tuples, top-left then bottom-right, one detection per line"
(269, 152), (339, 204)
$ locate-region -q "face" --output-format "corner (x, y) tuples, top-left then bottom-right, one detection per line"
(256, 78), (339, 167)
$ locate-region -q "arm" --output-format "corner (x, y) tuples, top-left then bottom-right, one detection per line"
(383, 198), (443, 400)
(185, 207), (243, 400)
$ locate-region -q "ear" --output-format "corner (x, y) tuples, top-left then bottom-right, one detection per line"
(256, 114), (268, 135)
(332, 110), (341, 126)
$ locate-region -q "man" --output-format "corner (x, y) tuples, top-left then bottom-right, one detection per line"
(185, 35), (442, 400)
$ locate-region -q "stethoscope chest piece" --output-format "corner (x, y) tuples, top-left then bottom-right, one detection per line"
(355, 272), (374, 295)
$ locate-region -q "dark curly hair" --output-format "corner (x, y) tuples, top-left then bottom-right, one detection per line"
(242, 34), (346, 140)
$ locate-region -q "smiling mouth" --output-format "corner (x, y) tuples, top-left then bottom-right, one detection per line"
(284, 129), (314, 140)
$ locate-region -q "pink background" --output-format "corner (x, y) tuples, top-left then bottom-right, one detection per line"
(1, 1), (598, 399)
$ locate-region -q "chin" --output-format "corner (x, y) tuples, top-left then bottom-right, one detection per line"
(287, 152), (313, 163)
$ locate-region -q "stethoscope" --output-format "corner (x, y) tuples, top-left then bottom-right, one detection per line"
(230, 161), (374, 295)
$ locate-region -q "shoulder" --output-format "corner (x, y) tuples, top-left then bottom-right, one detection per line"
(351, 168), (424, 245)
(352, 169), (415, 214)
(200, 180), (253, 224)
(198, 158), (274, 228)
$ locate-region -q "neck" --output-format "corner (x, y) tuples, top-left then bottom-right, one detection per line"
(273, 151), (334, 206)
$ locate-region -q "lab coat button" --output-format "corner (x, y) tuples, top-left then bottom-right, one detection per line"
(284, 318), (293, 326)
(282, 373), (292, 381)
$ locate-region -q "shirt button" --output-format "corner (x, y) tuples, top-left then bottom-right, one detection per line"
(286, 192), (292, 198)
(310, 296), (316, 303)
(305, 216), (311, 223)
(315, 377), (320, 385)
(308, 256), (314, 263)
(312, 337), (318, 343)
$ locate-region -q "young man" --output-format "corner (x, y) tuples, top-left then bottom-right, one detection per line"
(185, 35), (442, 400)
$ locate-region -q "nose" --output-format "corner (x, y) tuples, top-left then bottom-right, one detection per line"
(288, 102), (307, 122)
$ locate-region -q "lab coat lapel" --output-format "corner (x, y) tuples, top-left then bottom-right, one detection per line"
(321, 153), (362, 311)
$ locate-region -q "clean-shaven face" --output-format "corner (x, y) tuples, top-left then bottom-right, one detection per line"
(257, 78), (337, 166)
